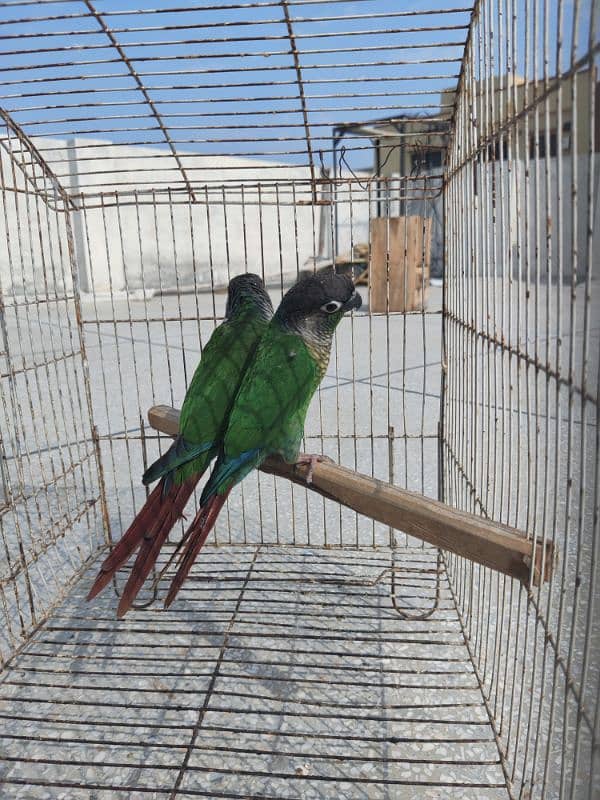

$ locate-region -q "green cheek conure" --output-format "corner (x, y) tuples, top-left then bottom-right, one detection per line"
(87, 273), (273, 616)
(164, 271), (362, 607)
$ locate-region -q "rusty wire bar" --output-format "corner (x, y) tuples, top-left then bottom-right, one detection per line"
(442, 0), (599, 796)
(0, 0), (467, 193)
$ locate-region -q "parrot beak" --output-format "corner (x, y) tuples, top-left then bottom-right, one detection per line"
(343, 290), (362, 312)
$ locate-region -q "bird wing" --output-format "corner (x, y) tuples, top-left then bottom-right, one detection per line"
(200, 326), (321, 502)
(178, 310), (267, 445)
(150, 309), (270, 487)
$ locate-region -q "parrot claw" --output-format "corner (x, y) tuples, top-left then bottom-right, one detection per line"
(295, 453), (333, 485)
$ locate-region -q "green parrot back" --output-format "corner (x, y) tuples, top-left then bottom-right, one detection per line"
(141, 283), (273, 492)
(200, 321), (324, 498)
(173, 306), (272, 484)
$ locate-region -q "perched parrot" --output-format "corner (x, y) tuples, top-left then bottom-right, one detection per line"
(87, 273), (273, 616)
(164, 271), (362, 607)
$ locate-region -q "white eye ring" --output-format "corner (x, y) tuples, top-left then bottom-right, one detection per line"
(321, 300), (342, 313)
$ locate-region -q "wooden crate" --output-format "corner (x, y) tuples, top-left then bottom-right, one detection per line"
(369, 216), (432, 312)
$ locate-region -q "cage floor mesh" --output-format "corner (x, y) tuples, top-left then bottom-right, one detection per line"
(0, 546), (508, 799)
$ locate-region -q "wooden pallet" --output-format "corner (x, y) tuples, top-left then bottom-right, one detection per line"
(369, 216), (432, 312)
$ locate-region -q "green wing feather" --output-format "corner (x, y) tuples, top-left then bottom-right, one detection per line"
(146, 305), (271, 487)
(200, 323), (322, 501)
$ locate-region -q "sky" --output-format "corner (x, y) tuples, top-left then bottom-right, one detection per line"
(0, 0), (593, 173)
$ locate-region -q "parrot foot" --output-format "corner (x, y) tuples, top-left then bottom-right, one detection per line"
(295, 453), (333, 485)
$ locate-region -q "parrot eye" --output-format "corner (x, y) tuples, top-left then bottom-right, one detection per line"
(321, 300), (342, 314)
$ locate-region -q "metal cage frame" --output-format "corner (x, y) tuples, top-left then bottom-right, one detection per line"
(0, 1), (598, 798)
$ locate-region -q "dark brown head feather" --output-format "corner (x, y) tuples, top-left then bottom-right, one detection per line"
(275, 272), (360, 322)
(225, 273), (273, 319)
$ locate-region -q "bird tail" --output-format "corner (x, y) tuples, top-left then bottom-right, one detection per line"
(87, 476), (199, 613)
(164, 489), (231, 609)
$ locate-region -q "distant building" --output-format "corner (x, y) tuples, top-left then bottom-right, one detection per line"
(330, 115), (450, 278)
(442, 66), (600, 281)
(331, 65), (599, 282)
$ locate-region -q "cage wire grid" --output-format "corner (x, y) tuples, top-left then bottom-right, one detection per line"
(0, 0), (598, 798)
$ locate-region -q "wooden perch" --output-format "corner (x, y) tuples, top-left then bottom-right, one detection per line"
(147, 404), (555, 586)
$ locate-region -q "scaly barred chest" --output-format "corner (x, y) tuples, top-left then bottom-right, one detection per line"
(290, 320), (334, 379)
(303, 339), (331, 378)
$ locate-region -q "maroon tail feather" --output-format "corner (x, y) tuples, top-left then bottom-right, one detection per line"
(87, 476), (198, 608)
(116, 478), (199, 617)
(164, 490), (231, 609)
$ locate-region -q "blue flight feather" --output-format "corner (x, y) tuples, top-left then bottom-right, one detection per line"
(200, 448), (261, 506)
(142, 435), (214, 487)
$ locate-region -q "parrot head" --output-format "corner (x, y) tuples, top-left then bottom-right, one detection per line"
(225, 273), (273, 319)
(275, 271), (362, 335)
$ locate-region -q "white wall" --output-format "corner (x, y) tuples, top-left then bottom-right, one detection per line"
(471, 154), (600, 282)
(0, 137), (321, 296)
(2, 135), (596, 298)
(0, 140), (73, 297)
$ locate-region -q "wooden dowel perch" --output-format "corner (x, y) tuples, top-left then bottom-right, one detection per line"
(148, 405), (555, 586)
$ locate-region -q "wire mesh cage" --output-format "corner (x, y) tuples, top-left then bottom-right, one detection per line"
(0, 1), (598, 798)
